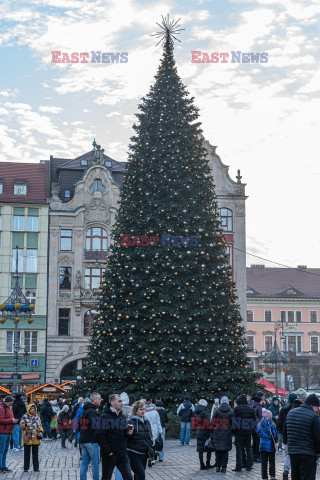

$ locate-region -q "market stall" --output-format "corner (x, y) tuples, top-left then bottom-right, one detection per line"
(26, 382), (67, 402)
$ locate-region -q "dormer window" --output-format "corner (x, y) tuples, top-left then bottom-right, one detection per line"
(105, 160), (112, 168)
(65, 190), (70, 199)
(14, 182), (27, 196)
(81, 159), (88, 166)
(89, 179), (106, 193)
(0, 182), (3, 195)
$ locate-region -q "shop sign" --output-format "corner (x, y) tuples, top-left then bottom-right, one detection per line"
(21, 373), (40, 380)
(42, 387), (57, 392)
(0, 373), (12, 379)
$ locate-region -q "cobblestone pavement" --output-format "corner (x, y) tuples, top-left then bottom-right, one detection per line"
(3, 439), (320, 479)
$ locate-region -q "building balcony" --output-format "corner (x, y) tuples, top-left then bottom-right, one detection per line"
(84, 250), (108, 261)
(256, 350), (320, 359)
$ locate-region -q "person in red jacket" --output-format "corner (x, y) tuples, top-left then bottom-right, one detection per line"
(0, 395), (19, 473)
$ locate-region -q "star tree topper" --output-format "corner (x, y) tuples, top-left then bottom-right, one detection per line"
(152, 14), (185, 46)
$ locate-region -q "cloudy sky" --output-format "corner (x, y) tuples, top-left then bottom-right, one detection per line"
(1, 0), (320, 268)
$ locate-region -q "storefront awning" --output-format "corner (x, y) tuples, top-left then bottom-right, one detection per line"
(258, 378), (289, 396)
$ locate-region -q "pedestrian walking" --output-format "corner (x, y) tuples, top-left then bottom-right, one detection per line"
(155, 400), (168, 462)
(212, 396), (234, 473)
(283, 393), (320, 480)
(127, 400), (153, 480)
(252, 391), (264, 462)
(95, 393), (134, 480)
(0, 395), (19, 473)
(79, 392), (101, 480)
(20, 404), (43, 473)
(12, 393), (26, 451)
(144, 401), (162, 463)
(58, 405), (70, 448)
(257, 409), (278, 480)
(71, 397), (84, 448)
(277, 392), (297, 477)
(232, 394), (255, 472)
(177, 395), (194, 446)
(268, 398), (280, 424)
(194, 399), (213, 470)
(40, 398), (54, 440)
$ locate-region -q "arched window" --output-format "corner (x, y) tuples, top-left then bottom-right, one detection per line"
(89, 179), (106, 193)
(218, 208), (233, 232)
(86, 228), (107, 251)
(60, 360), (78, 382)
(84, 310), (99, 336)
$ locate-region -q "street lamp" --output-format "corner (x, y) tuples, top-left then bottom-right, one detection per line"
(0, 246), (35, 393)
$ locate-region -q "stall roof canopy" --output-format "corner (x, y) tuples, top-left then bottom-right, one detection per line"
(258, 378), (289, 396)
(27, 382), (67, 394)
(59, 381), (75, 387)
(0, 385), (11, 395)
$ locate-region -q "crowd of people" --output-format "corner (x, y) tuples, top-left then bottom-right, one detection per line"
(0, 389), (320, 480)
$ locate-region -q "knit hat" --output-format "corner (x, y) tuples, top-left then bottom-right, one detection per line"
(184, 395), (189, 401)
(305, 394), (320, 407)
(236, 394), (248, 406)
(262, 409), (272, 420)
(198, 399), (208, 407)
(256, 391), (264, 398)
(83, 397), (90, 404)
(4, 396), (14, 403)
(288, 392), (297, 403)
(155, 400), (163, 407)
(220, 396), (229, 405)
(120, 392), (129, 406)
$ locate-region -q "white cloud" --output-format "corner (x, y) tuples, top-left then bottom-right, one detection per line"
(39, 105), (63, 114)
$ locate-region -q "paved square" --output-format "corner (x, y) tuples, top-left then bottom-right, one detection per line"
(3, 439), (320, 479)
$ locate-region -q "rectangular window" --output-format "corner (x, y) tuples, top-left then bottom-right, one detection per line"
(310, 311), (318, 323)
(25, 288), (36, 306)
(14, 184), (27, 195)
(311, 337), (319, 353)
(225, 245), (232, 266)
(247, 336), (254, 352)
(60, 230), (72, 251)
(297, 336), (302, 353)
(265, 336), (273, 352)
(0, 182), (3, 195)
(59, 267), (72, 290)
(24, 331), (38, 353)
(288, 311), (294, 323)
(58, 308), (70, 336)
(13, 215), (24, 231)
(27, 216), (38, 232)
(288, 336), (296, 352)
(6, 331), (21, 353)
(85, 268), (105, 290)
(265, 310), (272, 322)
(12, 248), (23, 272)
(247, 310), (254, 322)
(26, 249), (37, 273)
(280, 311), (286, 323)
(296, 311), (302, 323)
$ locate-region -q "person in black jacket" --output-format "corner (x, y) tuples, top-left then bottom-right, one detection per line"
(95, 394), (134, 480)
(127, 401), (153, 480)
(212, 397), (235, 473)
(283, 393), (320, 480)
(176, 395), (195, 446)
(277, 392), (297, 478)
(155, 400), (168, 462)
(40, 399), (54, 440)
(57, 405), (70, 448)
(232, 394), (255, 472)
(194, 399), (214, 470)
(79, 392), (101, 480)
(12, 393), (27, 451)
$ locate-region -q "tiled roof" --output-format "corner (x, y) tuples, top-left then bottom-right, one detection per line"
(0, 161), (49, 204)
(50, 150), (126, 202)
(246, 267), (320, 299)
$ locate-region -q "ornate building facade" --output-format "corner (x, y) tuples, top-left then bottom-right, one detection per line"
(46, 140), (247, 382)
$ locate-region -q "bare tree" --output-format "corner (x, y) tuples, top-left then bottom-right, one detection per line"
(289, 356), (320, 391)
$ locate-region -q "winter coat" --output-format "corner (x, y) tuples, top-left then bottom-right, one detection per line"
(71, 402), (80, 419)
(252, 400), (263, 423)
(277, 402), (294, 434)
(177, 400), (195, 423)
(156, 407), (168, 428)
(0, 402), (15, 435)
(257, 418), (278, 452)
(57, 411), (70, 431)
(95, 405), (129, 456)
(194, 405), (210, 453)
(268, 400), (280, 422)
(144, 405), (162, 444)
(12, 396), (27, 421)
(212, 403), (235, 452)
(127, 416), (153, 454)
(283, 403), (320, 457)
(51, 400), (60, 417)
(40, 399), (54, 422)
(20, 404), (43, 446)
(79, 402), (100, 445)
(233, 395), (256, 437)
(74, 403), (84, 440)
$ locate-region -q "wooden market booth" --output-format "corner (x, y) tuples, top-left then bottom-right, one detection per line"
(26, 382), (67, 402)
(0, 385), (11, 397)
(59, 381), (75, 392)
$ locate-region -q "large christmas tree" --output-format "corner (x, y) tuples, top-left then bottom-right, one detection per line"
(82, 18), (257, 402)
